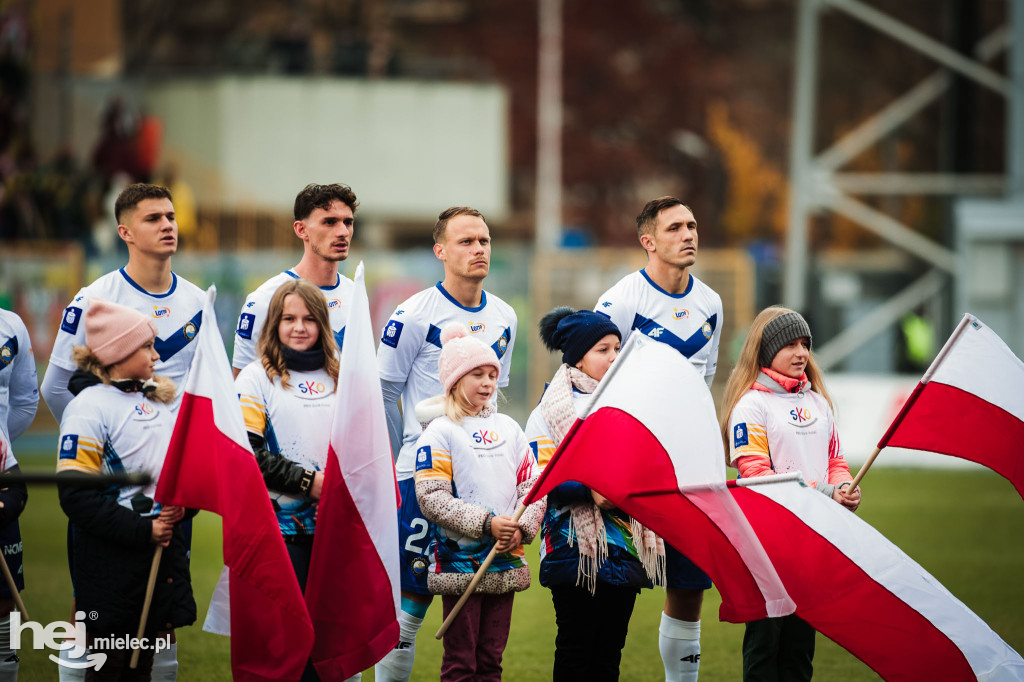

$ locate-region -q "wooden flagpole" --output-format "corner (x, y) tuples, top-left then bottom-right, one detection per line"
(129, 546), (163, 669)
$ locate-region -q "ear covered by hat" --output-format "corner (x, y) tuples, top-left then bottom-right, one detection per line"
(437, 323), (502, 395)
(84, 298), (158, 366)
(539, 306), (621, 367)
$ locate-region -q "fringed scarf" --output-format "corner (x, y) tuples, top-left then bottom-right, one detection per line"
(540, 364), (666, 593)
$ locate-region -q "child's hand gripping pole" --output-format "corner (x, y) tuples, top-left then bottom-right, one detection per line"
(434, 502), (527, 640)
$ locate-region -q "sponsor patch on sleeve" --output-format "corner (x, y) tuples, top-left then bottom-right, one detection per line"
(60, 307), (82, 335)
(59, 434), (79, 460)
(733, 423), (749, 449)
(381, 320), (404, 349)
(415, 445), (432, 471)
(237, 313), (256, 339)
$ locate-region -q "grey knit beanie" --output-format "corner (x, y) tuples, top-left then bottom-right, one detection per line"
(758, 312), (812, 368)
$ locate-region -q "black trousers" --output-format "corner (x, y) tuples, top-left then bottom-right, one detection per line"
(285, 536), (320, 682)
(742, 614), (816, 682)
(550, 583), (640, 682)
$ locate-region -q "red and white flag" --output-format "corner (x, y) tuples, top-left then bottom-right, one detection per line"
(305, 262), (400, 680)
(524, 335), (796, 623)
(879, 314), (1024, 500)
(156, 287), (314, 682)
(731, 479), (1024, 681)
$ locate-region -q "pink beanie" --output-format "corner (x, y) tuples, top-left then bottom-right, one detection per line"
(85, 298), (158, 366)
(438, 323), (501, 395)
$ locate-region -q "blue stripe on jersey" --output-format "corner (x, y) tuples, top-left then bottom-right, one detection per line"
(631, 312), (717, 358)
(639, 269), (693, 298)
(426, 324), (442, 349)
(286, 269), (341, 291)
(491, 327), (511, 358)
(103, 441), (126, 475)
(434, 282), (487, 312)
(265, 419), (280, 455)
(0, 334), (18, 368)
(333, 327), (345, 351)
(119, 269), (178, 298)
(155, 310), (203, 362)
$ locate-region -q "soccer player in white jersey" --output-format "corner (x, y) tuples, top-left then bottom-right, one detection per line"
(0, 308), (37, 679)
(39, 182), (202, 680)
(41, 183), (205, 422)
(374, 207), (517, 682)
(595, 196), (723, 682)
(232, 183), (357, 378)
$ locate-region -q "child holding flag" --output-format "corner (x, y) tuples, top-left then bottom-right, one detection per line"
(720, 306), (860, 681)
(525, 307), (664, 681)
(413, 323), (545, 681)
(56, 299), (195, 680)
(235, 279), (337, 681)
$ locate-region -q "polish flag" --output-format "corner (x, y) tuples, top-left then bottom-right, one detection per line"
(305, 263), (400, 679)
(879, 314), (1024, 500)
(524, 335), (796, 623)
(157, 287), (314, 682)
(732, 479), (1024, 681)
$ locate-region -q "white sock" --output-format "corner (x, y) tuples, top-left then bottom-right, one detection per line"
(151, 641), (178, 680)
(659, 613), (701, 682)
(373, 610), (424, 682)
(0, 615), (16, 682)
(57, 645), (88, 682)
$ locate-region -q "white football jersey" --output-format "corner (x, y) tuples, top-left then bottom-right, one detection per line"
(57, 384), (174, 513)
(376, 283), (517, 479)
(596, 269), (723, 381)
(50, 269), (205, 410)
(0, 308), (38, 469)
(233, 271), (353, 370)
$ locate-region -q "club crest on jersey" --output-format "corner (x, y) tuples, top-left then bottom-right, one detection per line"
(0, 346), (11, 366)
(701, 321), (713, 339)
(733, 423), (749, 448)
(59, 434), (78, 459)
(468, 321), (485, 333)
(61, 307), (82, 334)
(415, 446), (432, 471)
(183, 321), (198, 340)
(411, 556), (428, 575)
(497, 335), (508, 353)
(674, 308), (689, 320)
(381, 320), (404, 348)
(152, 306), (171, 318)
(473, 429), (500, 445)
(237, 313), (256, 339)
(327, 298), (342, 310)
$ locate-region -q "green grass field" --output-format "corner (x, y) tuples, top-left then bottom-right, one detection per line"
(12, 466), (1024, 681)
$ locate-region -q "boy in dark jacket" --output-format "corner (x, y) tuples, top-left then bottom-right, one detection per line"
(56, 299), (196, 680)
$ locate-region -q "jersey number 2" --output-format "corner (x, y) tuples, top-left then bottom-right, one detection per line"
(405, 518), (429, 554)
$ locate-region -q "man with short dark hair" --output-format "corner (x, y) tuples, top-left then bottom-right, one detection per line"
(232, 183), (359, 377)
(374, 206), (517, 682)
(41, 182), (204, 680)
(595, 196), (723, 682)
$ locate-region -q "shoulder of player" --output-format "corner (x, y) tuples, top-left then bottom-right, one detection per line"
(171, 273), (206, 299)
(235, 361), (268, 387)
(387, 287), (438, 326)
(689, 274), (723, 303)
(597, 271), (642, 302)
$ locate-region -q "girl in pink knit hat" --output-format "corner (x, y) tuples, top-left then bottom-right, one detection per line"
(56, 297), (195, 680)
(413, 322), (546, 681)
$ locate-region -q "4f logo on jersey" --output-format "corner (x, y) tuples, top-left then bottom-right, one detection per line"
(601, 301), (613, 308)
(473, 430), (500, 445)
(61, 307), (82, 334)
(152, 306), (171, 318)
(647, 327), (664, 338)
(237, 313), (256, 339)
(245, 301), (256, 308)
(415, 445), (432, 471)
(327, 299), (341, 310)
(468, 321), (485, 333)
(59, 435), (79, 460)
(298, 381), (326, 395)
(673, 308), (689, 320)
(381, 320), (404, 349)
